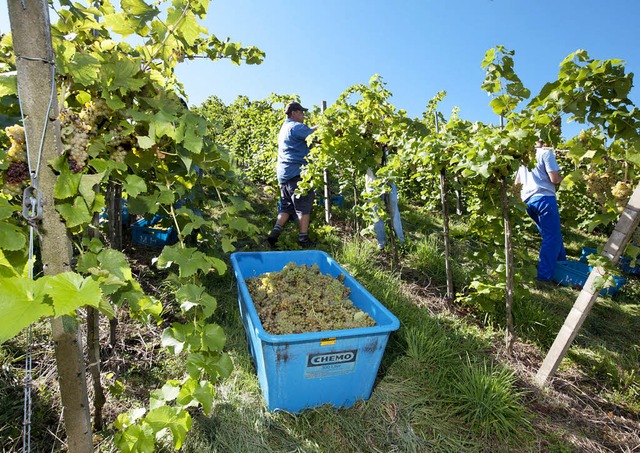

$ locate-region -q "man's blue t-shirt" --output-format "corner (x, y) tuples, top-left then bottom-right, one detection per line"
(516, 147), (561, 203)
(276, 118), (315, 183)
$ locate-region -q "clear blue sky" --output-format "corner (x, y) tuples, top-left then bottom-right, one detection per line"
(174, 0), (640, 138)
(2, 0), (639, 138)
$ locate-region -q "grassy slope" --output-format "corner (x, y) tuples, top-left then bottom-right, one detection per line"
(1, 185), (639, 452)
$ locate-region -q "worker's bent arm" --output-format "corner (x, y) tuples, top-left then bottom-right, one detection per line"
(548, 170), (563, 185)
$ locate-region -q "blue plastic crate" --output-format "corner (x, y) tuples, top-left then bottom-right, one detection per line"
(619, 257), (640, 276)
(99, 198), (129, 225)
(230, 250), (400, 412)
(579, 247), (597, 264)
(131, 215), (178, 247)
(553, 260), (627, 296)
(316, 194), (344, 208)
(580, 246), (640, 275)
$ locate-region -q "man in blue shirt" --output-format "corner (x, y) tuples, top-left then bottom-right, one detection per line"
(267, 101), (318, 248)
(515, 140), (566, 282)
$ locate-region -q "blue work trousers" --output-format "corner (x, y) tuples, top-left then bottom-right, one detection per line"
(526, 195), (566, 281)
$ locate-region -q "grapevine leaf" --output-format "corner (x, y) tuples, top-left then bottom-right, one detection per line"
(0, 74), (17, 97)
(179, 153), (193, 171)
(192, 380), (215, 414)
(221, 236), (235, 254)
(54, 165), (82, 199)
(102, 57), (146, 94)
(157, 188), (176, 205)
(198, 292), (218, 318)
(121, 0), (155, 17)
(56, 197), (92, 228)
(69, 52), (101, 86)
(186, 351), (233, 380)
(0, 222), (27, 251)
(200, 324), (225, 352)
(98, 249), (132, 281)
(137, 135), (155, 149)
(161, 323), (194, 355)
(104, 91), (126, 110)
(115, 407), (148, 430)
(175, 378), (199, 409)
(114, 423), (155, 453)
(118, 286), (163, 321)
(89, 157), (123, 174)
(79, 172), (105, 207)
(145, 406), (192, 451)
(228, 217), (251, 231)
(127, 194), (159, 215)
(0, 277), (51, 344)
(124, 174), (147, 197)
(175, 13), (206, 46)
(182, 123), (204, 154)
(151, 111), (176, 139)
(155, 245), (216, 278)
(208, 256), (227, 276)
(0, 250), (24, 277)
(150, 381), (181, 409)
(85, 237), (105, 254)
(98, 297), (117, 319)
(0, 197), (18, 219)
(44, 272), (102, 316)
(75, 90), (92, 105)
(76, 252), (98, 274)
(175, 283), (204, 313)
(177, 379), (215, 414)
(103, 13), (137, 37)
(178, 214), (209, 237)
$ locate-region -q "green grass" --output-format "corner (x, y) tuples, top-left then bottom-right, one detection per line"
(180, 193), (637, 452)
(177, 237), (551, 452)
(2, 186), (639, 451)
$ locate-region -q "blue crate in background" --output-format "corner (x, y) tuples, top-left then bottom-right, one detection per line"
(131, 214), (178, 247)
(553, 260), (627, 296)
(619, 257), (640, 275)
(316, 194), (344, 208)
(579, 247), (597, 263)
(580, 246), (640, 275)
(175, 197), (203, 217)
(230, 250), (400, 413)
(99, 198), (129, 225)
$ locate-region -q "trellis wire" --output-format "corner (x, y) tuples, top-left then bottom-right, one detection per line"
(15, 33), (58, 450)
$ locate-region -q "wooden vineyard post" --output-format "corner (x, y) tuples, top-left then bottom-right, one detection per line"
(322, 100), (331, 225)
(500, 114), (516, 353)
(535, 183), (640, 386)
(435, 114), (455, 302)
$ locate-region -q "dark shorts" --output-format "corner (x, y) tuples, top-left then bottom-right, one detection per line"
(279, 176), (315, 217)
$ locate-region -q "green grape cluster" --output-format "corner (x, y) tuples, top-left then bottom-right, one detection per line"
(611, 181), (633, 204)
(5, 124), (27, 163)
(79, 98), (110, 126)
(60, 108), (92, 172)
(110, 146), (128, 164)
(107, 129), (134, 163)
(246, 262), (376, 335)
(584, 171), (617, 207)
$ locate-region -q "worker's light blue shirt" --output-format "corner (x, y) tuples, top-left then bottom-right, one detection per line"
(516, 147), (561, 203)
(276, 118), (315, 183)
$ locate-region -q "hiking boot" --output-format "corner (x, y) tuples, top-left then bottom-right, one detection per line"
(267, 231), (279, 248)
(298, 237), (316, 249)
